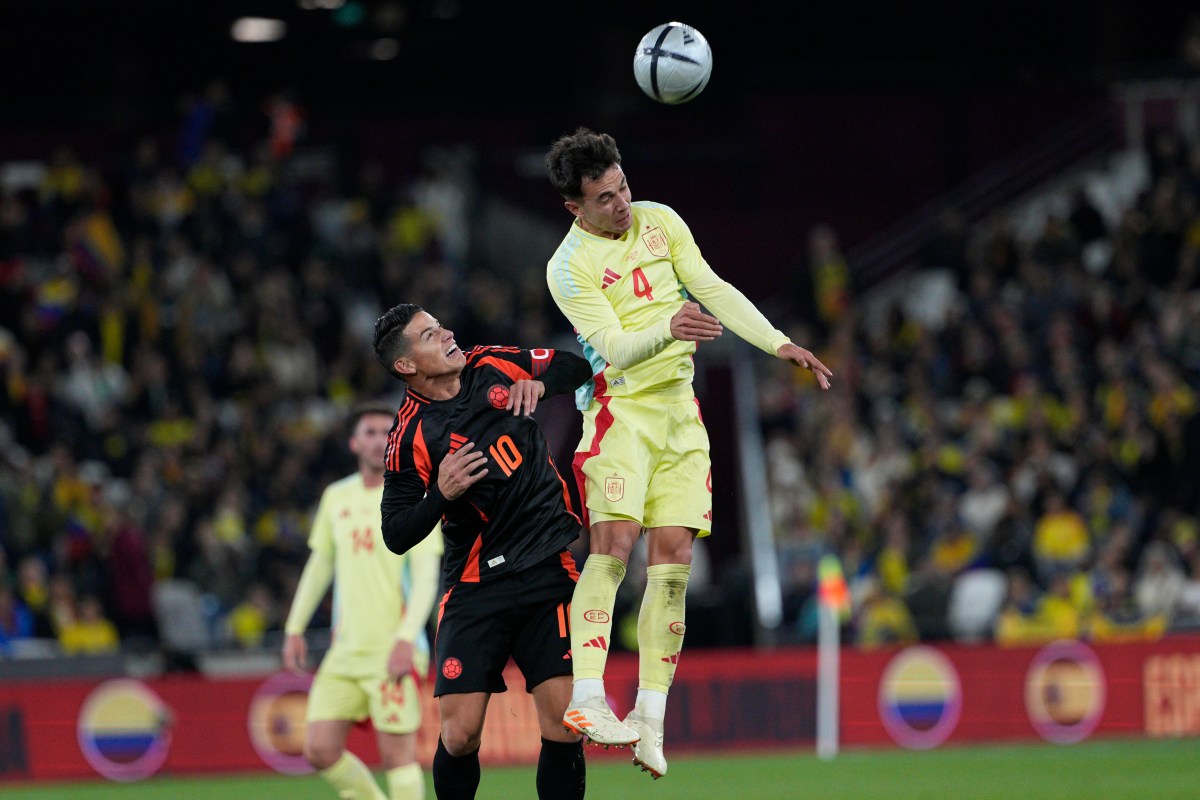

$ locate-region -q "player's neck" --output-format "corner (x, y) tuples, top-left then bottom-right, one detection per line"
(408, 372), (462, 401)
(577, 217), (621, 241)
(360, 468), (384, 488)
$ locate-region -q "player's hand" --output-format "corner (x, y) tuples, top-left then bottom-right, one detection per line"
(777, 342), (833, 390)
(438, 441), (488, 499)
(282, 633), (308, 674)
(387, 640), (415, 683)
(507, 379), (545, 416)
(669, 301), (723, 342)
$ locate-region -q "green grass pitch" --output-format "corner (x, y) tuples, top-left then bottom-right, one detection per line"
(3, 737), (1198, 799)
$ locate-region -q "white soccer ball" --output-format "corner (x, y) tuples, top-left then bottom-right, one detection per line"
(633, 22), (712, 105)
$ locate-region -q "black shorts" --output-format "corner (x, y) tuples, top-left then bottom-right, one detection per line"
(433, 550), (578, 697)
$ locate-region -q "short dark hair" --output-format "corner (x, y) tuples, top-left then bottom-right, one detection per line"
(373, 303), (422, 378)
(545, 127), (622, 200)
(347, 400), (395, 436)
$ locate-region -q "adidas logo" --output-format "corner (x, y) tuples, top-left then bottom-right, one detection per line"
(702, 510), (712, 521)
(449, 432), (468, 454)
(661, 653), (679, 665)
(601, 268), (622, 289)
(564, 710), (592, 729)
(582, 636), (608, 651)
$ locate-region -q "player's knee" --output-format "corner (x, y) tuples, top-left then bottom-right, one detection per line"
(439, 721), (483, 756)
(304, 739), (342, 771)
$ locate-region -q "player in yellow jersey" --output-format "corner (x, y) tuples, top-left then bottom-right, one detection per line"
(544, 127), (832, 778)
(283, 401), (444, 800)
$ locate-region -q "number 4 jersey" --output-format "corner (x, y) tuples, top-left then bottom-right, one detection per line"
(380, 345), (592, 586)
(546, 201), (790, 409)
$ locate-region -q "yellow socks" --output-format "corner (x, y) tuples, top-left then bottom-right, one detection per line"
(319, 751), (387, 800)
(569, 554), (626, 681)
(638, 564), (691, 692)
(385, 762), (425, 800)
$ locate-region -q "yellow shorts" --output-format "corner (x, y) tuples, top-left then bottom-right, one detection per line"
(573, 394), (712, 535)
(307, 665), (424, 735)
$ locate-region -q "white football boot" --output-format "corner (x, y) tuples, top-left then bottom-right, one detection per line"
(624, 711), (667, 779)
(562, 696), (640, 747)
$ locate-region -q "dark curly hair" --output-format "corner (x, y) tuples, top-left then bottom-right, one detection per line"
(545, 126), (622, 200)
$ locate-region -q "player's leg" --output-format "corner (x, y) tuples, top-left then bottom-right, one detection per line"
(433, 692), (489, 800)
(625, 399), (711, 779)
(512, 553), (586, 799)
(625, 524), (695, 779)
(565, 398), (648, 745)
(532, 676), (585, 800)
(430, 580), (513, 799)
(306, 672), (386, 800)
(369, 674), (425, 800)
(563, 516), (641, 745)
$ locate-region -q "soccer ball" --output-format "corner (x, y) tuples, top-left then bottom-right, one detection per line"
(633, 22), (712, 105)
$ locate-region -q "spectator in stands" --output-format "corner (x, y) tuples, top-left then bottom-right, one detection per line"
(1133, 541), (1187, 623)
(1031, 488), (1091, 585)
(226, 581), (278, 649)
(0, 583), (35, 656)
(853, 577), (919, 650)
(59, 592), (119, 656)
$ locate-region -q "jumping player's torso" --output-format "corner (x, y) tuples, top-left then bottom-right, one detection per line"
(548, 202), (700, 404)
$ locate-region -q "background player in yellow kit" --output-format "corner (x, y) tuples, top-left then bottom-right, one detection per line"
(283, 401), (444, 800)
(545, 127), (833, 779)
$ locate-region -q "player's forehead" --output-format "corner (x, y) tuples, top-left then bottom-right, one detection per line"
(580, 164), (625, 200)
(404, 311), (442, 340)
(355, 412), (393, 432)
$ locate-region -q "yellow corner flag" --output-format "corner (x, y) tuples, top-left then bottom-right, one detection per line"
(818, 554), (850, 620)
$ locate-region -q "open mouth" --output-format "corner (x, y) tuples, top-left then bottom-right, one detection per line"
(445, 344), (459, 357)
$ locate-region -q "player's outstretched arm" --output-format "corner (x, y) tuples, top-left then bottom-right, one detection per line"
(776, 342), (833, 390)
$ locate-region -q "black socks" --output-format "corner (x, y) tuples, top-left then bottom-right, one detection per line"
(536, 737), (586, 800)
(433, 738), (481, 800)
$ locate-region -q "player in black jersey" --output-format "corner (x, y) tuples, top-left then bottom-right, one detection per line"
(373, 303), (593, 800)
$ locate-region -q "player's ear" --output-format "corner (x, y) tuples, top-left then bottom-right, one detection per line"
(564, 200), (583, 219)
(393, 357), (416, 376)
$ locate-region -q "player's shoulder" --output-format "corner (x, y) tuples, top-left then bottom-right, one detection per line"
(321, 473), (362, 501)
(548, 226), (588, 271)
(465, 344), (522, 363)
(633, 200), (679, 221)
(465, 345), (527, 373)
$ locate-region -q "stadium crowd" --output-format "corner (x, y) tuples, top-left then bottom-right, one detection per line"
(766, 126), (1200, 648)
(2, 84), (1200, 667)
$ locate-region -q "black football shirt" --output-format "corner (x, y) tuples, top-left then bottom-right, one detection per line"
(380, 345), (592, 586)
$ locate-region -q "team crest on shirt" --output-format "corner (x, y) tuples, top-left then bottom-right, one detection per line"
(604, 475), (625, 502)
(487, 385), (510, 409)
(641, 227), (668, 258)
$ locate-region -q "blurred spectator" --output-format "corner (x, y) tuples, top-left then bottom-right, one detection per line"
(59, 592), (119, 656)
(853, 578), (919, 650)
(14, 555), (54, 638)
(1133, 540), (1187, 622)
(0, 583), (35, 656)
(1031, 488), (1091, 584)
(995, 567), (1083, 646)
(226, 581), (278, 649)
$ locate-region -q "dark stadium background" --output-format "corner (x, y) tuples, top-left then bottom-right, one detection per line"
(2, 0), (1192, 269)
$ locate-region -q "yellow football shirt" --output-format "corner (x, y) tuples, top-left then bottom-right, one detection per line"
(547, 201), (790, 408)
(308, 473), (443, 676)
